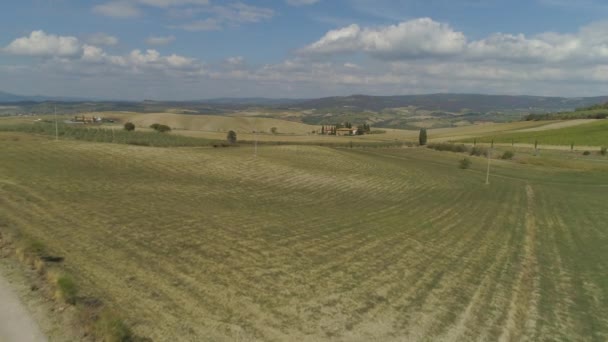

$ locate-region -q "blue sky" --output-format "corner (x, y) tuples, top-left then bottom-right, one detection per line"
(2, 0), (608, 100)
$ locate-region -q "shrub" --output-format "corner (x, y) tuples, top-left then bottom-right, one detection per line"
(427, 143), (468, 153)
(123, 122), (135, 131)
(470, 146), (488, 157)
(270, 127), (278, 134)
(227, 130), (237, 144)
(148, 123), (171, 133)
(501, 151), (515, 160)
(56, 275), (78, 305)
(459, 158), (472, 169)
(155, 124), (171, 133)
(583, 151), (591, 156)
(418, 128), (428, 146)
(601, 147), (607, 156)
(94, 309), (133, 342)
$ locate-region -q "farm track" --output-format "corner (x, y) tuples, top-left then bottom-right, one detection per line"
(1, 135), (607, 341)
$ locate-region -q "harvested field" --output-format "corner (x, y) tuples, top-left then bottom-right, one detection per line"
(1, 132), (607, 341)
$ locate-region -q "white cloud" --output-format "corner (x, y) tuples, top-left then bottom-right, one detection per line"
(93, 1), (141, 18)
(172, 3), (275, 31)
(87, 33), (119, 46)
(137, 0), (209, 7)
(173, 18), (221, 31)
(302, 18), (608, 64)
(145, 35), (176, 45)
(4, 31), (81, 57)
(301, 18), (466, 59)
(286, 0), (320, 6)
(210, 3), (275, 24)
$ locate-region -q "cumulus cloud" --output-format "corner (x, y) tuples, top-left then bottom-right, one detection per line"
(145, 35), (176, 45)
(286, 0), (320, 6)
(93, 1), (141, 18)
(301, 18), (466, 59)
(87, 33), (119, 46)
(3, 31), (81, 57)
(302, 18), (608, 64)
(81, 47), (201, 73)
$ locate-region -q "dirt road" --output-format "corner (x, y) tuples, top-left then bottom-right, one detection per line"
(0, 270), (47, 342)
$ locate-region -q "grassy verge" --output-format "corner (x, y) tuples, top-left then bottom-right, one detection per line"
(0, 229), (137, 341)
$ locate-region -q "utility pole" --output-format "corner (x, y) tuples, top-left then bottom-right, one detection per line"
(253, 120), (258, 157)
(54, 105), (59, 141)
(485, 145), (492, 185)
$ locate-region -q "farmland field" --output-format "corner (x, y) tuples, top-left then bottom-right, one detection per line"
(1, 131), (608, 341)
(461, 119), (608, 147)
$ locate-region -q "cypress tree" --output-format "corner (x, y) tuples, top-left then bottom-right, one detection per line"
(419, 128), (428, 146)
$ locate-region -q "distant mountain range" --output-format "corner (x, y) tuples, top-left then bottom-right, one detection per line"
(2, 90), (608, 114)
(292, 94), (608, 113)
(0, 91), (89, 103)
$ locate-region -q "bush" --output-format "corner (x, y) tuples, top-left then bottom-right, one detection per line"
(601, 147), (607, 156)
(94, 309), (133, 342)
(270, 127), (278, 134)
(501, 151), (515, 160)
(123, 122), (135, 131)
(56, 275), (78, 305)
(583, 151), (591, 156)
(427, 143), (468, 153)
(470, 146), (488, 157)
(459, 158), (472, 169)
(227, 130), (237, 144)
(155, 124), (171, 133)
(149, 123), (171, 133)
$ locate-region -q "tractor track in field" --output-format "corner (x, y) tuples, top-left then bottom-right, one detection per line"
(498, 184), (540, 341)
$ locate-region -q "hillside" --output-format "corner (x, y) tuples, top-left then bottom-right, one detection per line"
(124, 113), (318, 134)
(4, 92), (608, 130)
(461, 119), (608, 147)
(1, 133), (607, 340)
(292, 94), (608, 113)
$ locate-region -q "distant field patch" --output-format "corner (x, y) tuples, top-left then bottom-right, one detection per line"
(461, 119), (608, 146)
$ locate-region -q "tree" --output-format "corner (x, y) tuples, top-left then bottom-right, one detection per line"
(270, 127), (278, 134)
(321, 126), (325, 135)
(356, 125), (365, 135)
(227, 130), (237, 144)
(419, 128), (428, 146)
(156, 124), (171, 133)
(150, 123), (161, 130)
(123, 122), (135, 131)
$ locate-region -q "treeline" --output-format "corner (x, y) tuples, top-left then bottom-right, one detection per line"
(0, 122), (217, 147)
(525, 102), (608, 121)
(427, 142), (489, 157)
(525, 112), (608, 121)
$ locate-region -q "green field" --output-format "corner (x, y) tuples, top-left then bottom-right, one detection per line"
(1, 130), (607, 341)
(461, 119), (608, 147)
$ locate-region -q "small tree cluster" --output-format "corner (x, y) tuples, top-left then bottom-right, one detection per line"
(150, 123), (171, 133)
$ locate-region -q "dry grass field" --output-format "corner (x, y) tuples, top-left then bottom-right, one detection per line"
(1, 129), (608, 341)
